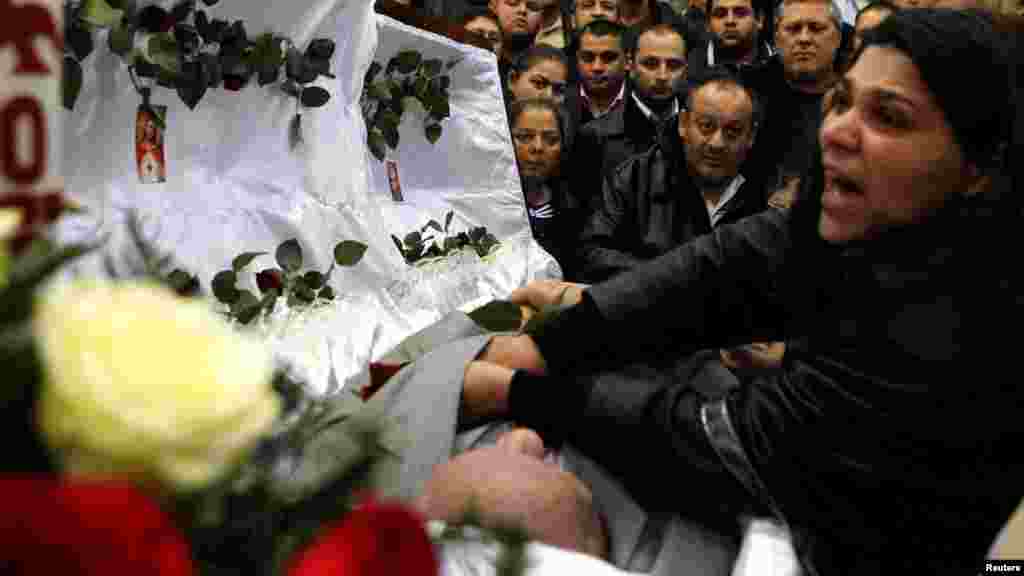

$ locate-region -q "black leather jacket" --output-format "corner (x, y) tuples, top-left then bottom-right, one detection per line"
(578, 121), (767, 282)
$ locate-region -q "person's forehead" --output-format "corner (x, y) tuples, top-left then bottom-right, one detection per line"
(527, 59), (568, 78)
(636, 31), (685, 56)
(711, 0), (755, 11)
(516, 107), (559, 127)
(779, 1), (833, 24)
(579, 33), (624, 52)
(691, 84), (753, 118)
(466, 16), (500, 29)
(580, 0), (618, 7)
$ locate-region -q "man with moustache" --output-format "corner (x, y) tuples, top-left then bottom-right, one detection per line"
(567, 24), (688, 251)
(490, 0), (545, 83)
(578, 69), (767, 283)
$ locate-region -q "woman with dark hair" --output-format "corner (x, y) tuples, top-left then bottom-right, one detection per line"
(505, 44), (570, 104)
(509, 98), (584, 278)
(463, 8), (1020, 574)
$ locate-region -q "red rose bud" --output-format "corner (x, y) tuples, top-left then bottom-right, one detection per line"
(223, 76), (245, 91)
(287, 498), (437, 576)
(0, 476), (195, 576)
(362, 361), (408, 401)
(256, 269), (284, 293)
(160, 14), (176, 33)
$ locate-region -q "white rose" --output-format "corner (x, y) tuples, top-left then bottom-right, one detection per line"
(34, 280), (280, 492)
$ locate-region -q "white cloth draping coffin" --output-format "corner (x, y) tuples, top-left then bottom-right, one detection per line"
(59, 0), (557, 396)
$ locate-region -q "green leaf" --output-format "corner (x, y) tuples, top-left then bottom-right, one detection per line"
(232, 251), (266, 272)
(443, 236), (460, 253)
(68, 25), (95, 61)
(275, 239), (302, 272)
(368, 81), (392, 100)
(365, 61), (383, 85)
(446, 58), (459, 70)
(303, 270), (325, 289)
(108, 25), (134, 56)
(80, 0), (126, 27)
(211, 270), (239, 303)
(63, 57), (83, 110)
(467, 300), (523, 332)
(445, 210), (454, 233)
(300, 86), (330, 108)
(379, 110), (401, 131)
(381, 123), (399, 149)
(425, 123), (442, 144)
(421, 58), (443, 77)
(368, 129), (387, 162)
(391, 234), (405, 257)
(430, 98), (450, 120)
(231, 289), (261, 324)
(521, 301), (573, 334)
(295, 283), (316, 303)
(319, 285), (335, 300)
(414, 76), (429, 99)
(393, 50), (422, 74)
(403, 231), (421, 246)
(167, 268), (195, 291)
(424, 220), (443, 234)
(334, 240), (368, 267)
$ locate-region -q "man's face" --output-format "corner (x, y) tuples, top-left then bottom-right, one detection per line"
(465, 16), (503, 55)
(679, 82), (756, 187)
(574, 0), (619, 29)
(629, 31), (686, 102)
(775, 1), (841, 84)
(577, 32), (626, 98)
(852, 8), (891, 53)
(489, 0), (544, 37)
(708, 0), (762, 54)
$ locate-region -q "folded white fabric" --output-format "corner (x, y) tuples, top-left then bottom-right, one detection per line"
(730, 519), (801, 576)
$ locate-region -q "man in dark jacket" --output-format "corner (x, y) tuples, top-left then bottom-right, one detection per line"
(577, 68), (765, 282)
(568, 23), (688, 226)
(687, 0), (775, 83)
(742, 0), (843, 188)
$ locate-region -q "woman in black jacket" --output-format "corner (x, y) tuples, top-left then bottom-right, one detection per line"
(463, 8), (1021, 574)
(510, 98), (586, 278)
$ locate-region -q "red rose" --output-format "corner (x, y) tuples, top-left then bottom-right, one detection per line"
(287, 497), (438, 576)
(0, 476), (194, 576)
(256, 268), (285, 293)
(362, 361), (409, 401)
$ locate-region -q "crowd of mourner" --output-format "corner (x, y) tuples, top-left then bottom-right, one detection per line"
(380, 0), (1024, 573)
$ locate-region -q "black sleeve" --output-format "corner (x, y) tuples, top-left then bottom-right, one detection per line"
(578, 167), (644, 283)
(527, 209), (798, 377)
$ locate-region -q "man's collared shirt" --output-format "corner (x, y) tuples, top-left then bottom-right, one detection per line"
(632, 92), (680, 125)
(705, 173), (746, 226)
(534, 15), (566, 49)
(580, 82), (626, 120)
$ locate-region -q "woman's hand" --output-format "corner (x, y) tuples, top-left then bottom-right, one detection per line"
(459, 361), (516, 427)
(720, 342), (786, 372)
(509, 279), (586, 313)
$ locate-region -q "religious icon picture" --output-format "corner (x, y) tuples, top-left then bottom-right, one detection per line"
(385, 159), (404, 202)
(136, 105), (167, 183)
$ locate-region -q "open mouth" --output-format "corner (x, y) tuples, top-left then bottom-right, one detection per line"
(823, 169), (863, 211)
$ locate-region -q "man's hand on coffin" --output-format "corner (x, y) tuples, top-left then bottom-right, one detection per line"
(720, 342), (786, 373)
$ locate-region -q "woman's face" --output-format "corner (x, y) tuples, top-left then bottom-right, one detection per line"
(512, 107), (562, 179)
(509, 59), (568, 104)
(817, 45), (977, 244)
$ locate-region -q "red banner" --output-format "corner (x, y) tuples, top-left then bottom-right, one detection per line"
(1, 0), (62, 199)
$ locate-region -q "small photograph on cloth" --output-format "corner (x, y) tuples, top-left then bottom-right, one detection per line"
(136, 106), (167, 184)
(386, 159), (404, 202)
